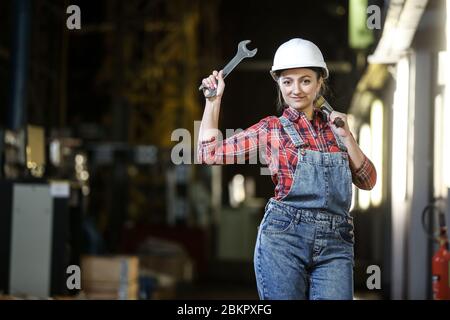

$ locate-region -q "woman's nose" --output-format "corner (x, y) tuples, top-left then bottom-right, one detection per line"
(292, 82), (302, 94)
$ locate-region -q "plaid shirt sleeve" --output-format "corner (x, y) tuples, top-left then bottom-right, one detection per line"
(197, 118), (270, 165)
(350, 154), (377, 190)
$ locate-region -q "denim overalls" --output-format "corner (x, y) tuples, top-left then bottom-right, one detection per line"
(254, 115), (355, 300)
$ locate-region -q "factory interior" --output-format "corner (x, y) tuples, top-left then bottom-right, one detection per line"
(0, 0), (449, 301)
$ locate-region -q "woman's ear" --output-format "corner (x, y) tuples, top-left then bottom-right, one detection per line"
(317, 78), (323, 95)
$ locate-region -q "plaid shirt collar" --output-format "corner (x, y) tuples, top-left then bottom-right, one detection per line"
(282, 106), (328, 128)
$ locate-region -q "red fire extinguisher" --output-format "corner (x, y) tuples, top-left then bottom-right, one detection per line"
(431, 211), (450, 300)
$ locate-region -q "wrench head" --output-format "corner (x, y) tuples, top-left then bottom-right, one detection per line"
(238, 40), (258, 58)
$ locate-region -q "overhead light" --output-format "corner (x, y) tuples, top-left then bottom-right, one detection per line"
(434, 94), (446, 197)
(370, 100), (384, 207)
(229, 174), (246, 208)
(444, 1), (450, 190)
(391, 57), (410, 202)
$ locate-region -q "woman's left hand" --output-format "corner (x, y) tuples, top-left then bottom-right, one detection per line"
(329, 111), (351, 138)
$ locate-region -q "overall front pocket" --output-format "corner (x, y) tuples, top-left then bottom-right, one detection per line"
(260, 209), (294, 234)
(336, 218), (355, 245)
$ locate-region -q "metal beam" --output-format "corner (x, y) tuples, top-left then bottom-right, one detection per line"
(8, 0), (32, 130)
(368, 0), (428, 64)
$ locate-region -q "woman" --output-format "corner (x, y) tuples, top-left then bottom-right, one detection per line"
(197, 38), (376, 300)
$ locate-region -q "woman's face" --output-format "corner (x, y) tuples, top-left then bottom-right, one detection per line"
(278, 68), (322, 112)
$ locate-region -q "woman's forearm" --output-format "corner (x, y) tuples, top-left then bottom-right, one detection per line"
(342, 133), (365, 170)
(329, 111), (366, 170)
(198, 70), (225, 142)
(199, 97), (222, 142)
(342, 131), (377, 190)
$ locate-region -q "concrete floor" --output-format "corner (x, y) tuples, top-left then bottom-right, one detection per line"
(176, 281), (383, 300)
(173, 260), (384, 300)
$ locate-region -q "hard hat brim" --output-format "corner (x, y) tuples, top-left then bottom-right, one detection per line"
(270, 65), (329, 81)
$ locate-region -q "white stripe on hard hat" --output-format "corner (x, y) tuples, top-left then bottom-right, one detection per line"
(270, 38), (329, 80)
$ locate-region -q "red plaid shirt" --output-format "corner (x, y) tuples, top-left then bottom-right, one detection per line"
(198, 106), (377, 200)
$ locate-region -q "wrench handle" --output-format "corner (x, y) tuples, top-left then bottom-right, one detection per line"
(222, 54), (242, 78)
(316, 96), (346, 128)
(333, 117), (345, 128)
(198, 54), (244, 94)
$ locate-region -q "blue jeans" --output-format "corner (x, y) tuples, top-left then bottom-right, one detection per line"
(254, 199), (355, 300)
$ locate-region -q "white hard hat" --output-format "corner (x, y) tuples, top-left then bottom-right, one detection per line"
(270, 38), (329, 80)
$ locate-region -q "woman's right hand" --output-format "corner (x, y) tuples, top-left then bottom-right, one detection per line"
(202, 70), (225, 100)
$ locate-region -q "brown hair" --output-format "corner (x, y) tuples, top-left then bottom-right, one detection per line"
(274, 67), (328, 114)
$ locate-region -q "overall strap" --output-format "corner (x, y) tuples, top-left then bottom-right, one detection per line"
(279, 116), (307, 148)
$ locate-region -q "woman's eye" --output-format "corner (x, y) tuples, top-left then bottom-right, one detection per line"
(283, 81), (291, 85)
(303, 79), (311, 84)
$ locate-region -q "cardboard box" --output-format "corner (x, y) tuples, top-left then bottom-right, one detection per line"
(81, 255), (139, 283)
(81, 255), (139, 300)
(84, 282), (138, 300)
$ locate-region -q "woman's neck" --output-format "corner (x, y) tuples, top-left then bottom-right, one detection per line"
(292, 105), (314, 120)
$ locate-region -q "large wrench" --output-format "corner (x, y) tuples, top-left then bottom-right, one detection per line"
(315, 96), (345, 128)
(199, 40), (257, 98)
